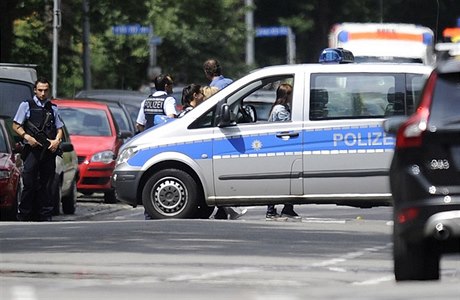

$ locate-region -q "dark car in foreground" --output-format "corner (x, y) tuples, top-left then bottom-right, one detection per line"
(0, 116), (22, 220)
(385, 57), (460, 281)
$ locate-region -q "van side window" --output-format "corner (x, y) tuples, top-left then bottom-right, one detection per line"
(310, 73), (396, 120)
(407, 73), (429, 115)
(237, 76), (295, 123)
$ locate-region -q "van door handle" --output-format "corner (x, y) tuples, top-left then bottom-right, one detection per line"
(276, 131), (299, 138)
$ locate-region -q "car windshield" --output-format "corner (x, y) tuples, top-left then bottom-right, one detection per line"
(59, 107), (112, 136)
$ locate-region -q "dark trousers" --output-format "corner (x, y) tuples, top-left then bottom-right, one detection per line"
(18, 147), (56, 221)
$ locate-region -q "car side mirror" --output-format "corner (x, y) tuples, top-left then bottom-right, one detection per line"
(119, 130), (133, 139)
(60, 142), (74, 153)
(383, 116), (408, 135)
(217, 104), (236, 128)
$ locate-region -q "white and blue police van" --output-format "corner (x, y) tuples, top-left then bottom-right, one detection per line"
(112, 49), (433, 219)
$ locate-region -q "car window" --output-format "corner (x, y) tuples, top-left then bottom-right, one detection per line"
(59, 107), (112, 136)
(108, 105), (130, 132)
(0, 80), (34, 118)
(429, 72), (460, 127)
(191, 76), (295, 129)
(310, 73), (397, 120)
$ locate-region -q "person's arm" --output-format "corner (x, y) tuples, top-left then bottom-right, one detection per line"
(136, 123), (145, 132)
(164, 97), (178, 118)
(12, 122), (41, 147)
(47, 127), (63, 152)
(136, 100), (147, 132)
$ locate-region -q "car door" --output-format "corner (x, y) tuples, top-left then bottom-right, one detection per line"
(210, 75), (304, 204)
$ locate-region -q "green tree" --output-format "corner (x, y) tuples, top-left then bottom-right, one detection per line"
(147, 0), (247, 84)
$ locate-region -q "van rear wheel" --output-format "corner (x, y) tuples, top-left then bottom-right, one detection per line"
(142, 169), (198, 219)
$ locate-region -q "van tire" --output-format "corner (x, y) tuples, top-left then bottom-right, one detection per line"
(142, 169), (198, 219)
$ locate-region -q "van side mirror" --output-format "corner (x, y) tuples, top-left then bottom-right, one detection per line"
(118, 130), (133, 139)
(217, 104), (236, 127)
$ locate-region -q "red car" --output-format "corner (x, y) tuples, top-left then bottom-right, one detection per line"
(55, 100), (131, 203)
(0, 116), (23, 220)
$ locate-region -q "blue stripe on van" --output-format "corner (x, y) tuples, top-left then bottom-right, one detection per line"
(127, 125), (395, 166)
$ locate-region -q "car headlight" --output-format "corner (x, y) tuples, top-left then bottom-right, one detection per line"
(0, 170), (10, 180)
(116, 146), (138, 166)
(91, 150), (115, 164)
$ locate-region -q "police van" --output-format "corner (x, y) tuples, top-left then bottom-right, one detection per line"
(112, 49), (433, 219)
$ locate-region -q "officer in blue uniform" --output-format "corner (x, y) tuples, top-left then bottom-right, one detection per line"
(136, 74), (177, 132)
(12, 77), (64, 221)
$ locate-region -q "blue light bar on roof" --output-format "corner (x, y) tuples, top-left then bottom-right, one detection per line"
(319, 48), (354, 64)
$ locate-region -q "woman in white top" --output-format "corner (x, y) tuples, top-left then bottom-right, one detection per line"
(266, 83), (301, 221)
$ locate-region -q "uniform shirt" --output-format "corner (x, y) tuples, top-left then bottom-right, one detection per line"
(210, 75), (233, 90)
(13, 96), (64, 129)
(136, 91), (177, 126)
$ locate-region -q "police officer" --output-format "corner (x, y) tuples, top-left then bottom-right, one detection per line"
(136, 74), (177, 219)
(136, 74), (177, 132)
(12, 77), (64, 221)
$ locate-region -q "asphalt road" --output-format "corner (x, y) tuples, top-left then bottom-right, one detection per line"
(1, 198), (459, 300)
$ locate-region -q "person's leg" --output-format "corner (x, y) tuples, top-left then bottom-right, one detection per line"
(17, 150), (39, 221)
(266, 204), (276, 215)
(226, 207), (247, 220)
(213, 206), (228, 219)
(144, 209), (153, 220)
(37, 153), (56, 221)
(281, 203), (301, 220)
(266, 205), (287, 221)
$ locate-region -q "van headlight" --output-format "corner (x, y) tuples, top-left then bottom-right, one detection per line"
(91, 150), (115, 164)
(116, 146), (138, 166)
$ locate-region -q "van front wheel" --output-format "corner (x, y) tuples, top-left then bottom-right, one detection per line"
(142, 169), (198, 219)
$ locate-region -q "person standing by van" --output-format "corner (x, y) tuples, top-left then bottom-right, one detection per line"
(12, 77), (64, 221)
(178, 84), (205, 118)
(203, 59), (233, 90)
(266, 83), (301, 221)
(136, 74), (177, 132)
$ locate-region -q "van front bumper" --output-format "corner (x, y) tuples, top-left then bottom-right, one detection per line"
(111, 170), (143, 207)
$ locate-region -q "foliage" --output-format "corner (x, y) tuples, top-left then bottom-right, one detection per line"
(3, 0), (460, 97)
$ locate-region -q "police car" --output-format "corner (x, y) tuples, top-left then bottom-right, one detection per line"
(112, 48), (433, 219)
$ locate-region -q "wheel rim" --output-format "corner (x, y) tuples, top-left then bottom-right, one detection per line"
(151, 177), (188, 216)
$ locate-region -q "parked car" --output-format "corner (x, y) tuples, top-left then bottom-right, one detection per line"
(0, 115), (23, 221)
(75, 89), (147, 126)
(50, 124), (79, 215)
(55, 99), (131, 203)
(77, 97), (137, 136)
(384, 56), (460, 281)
